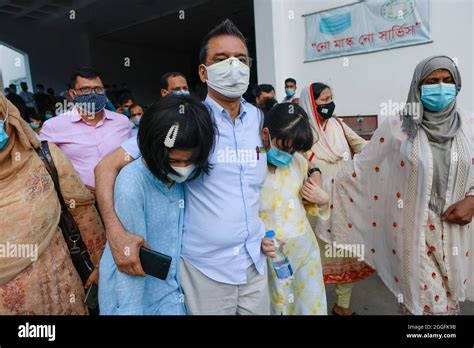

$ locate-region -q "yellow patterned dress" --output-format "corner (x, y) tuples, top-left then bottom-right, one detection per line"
(259, 153), (329, 315)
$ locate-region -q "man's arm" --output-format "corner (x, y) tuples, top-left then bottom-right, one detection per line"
(95, 147), (149, 276)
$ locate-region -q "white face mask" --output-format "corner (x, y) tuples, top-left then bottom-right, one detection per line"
(204, 57), (250, 99)
(170, 90), (190, 97)
(131, 115), (141, 126)
(167, 164), (196, 183)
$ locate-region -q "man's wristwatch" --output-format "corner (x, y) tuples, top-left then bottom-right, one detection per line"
(308, 167), (322, 176)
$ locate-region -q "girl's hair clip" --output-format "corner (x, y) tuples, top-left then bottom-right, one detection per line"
(164, 123), (179, 148)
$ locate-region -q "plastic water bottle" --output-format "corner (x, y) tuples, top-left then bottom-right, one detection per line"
(265, 230), (293, 279)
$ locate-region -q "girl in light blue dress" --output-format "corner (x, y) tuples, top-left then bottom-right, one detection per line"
(99, 96), (215, 315)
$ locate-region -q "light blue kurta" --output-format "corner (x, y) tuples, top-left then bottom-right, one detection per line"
(99, 158), (186, 315)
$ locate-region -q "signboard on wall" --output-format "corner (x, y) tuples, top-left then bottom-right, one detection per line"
(304, 0), (431, 62)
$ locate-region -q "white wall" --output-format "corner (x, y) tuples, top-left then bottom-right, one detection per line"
(254, 0), (474, 121)
(0, 44), (31, 90)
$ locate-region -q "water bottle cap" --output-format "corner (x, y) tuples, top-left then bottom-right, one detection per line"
(265, 230), (275, 238)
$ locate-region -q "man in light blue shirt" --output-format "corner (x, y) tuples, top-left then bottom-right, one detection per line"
(95, 19), (270, 314)
(121, 94), (267, 284)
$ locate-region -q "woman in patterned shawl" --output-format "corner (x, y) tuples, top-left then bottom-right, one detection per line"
(0, 93), (105, 314)
(300, 83), (374, 316)
(325, 56), (474, 315)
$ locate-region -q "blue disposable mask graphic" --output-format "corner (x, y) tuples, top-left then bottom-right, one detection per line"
(420, 83), (456, 112)
(266, 134), (293, 167)
(45, 114), (54, 120)
(29, 122), (40, 130)
(319, 12), (352, 35)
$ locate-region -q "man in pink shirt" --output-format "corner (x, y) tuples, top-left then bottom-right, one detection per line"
(39, 67), (131, 192)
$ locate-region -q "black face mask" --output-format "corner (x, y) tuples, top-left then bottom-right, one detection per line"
(316, 101), (336, 120)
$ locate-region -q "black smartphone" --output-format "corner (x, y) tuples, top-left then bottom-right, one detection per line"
(84, 283), (98, 309)
(139, 247), (172, 280)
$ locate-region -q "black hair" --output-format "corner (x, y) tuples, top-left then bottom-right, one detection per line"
(263, 102), (314, 153)
(138, 95), (215, 183)
(311, 82), (331, 100)
(24, 107), (36, 119)
(8, 84), (16, 93)
(256, 84), (275, 98)
(118, 92), (133, 106)
(129, 104), (143, 112)
(29, 113), (42, 122)
(70, 67), (102, 87)
(258, 98), (278, 114)
(160, 72), (186, 90)
(199, 19), (247, 64)
(20, 82), (28, 91)
(36, 84), (45, 90)
(285, 78), (296, 85)
(47, 88), (55, 96)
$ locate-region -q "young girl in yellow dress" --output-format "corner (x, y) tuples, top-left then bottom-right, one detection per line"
(260, 103), (330, 315)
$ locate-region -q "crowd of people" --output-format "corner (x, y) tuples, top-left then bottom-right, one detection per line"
(0, 19), (473, 316)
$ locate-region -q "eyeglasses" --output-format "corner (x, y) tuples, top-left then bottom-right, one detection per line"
(72, 86), (106, 95)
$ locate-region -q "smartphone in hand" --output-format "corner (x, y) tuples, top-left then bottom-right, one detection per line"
(139, 247), (172, 280)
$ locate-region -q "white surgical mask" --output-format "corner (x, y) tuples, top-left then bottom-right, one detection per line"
(170, 90), (190, 97)
(167, 164), (196, 183)
(131, 115), (141, 126)
(205, 57), (250, 99)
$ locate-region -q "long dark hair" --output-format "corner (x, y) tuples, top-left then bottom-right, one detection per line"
(138, 95), (215, 183)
